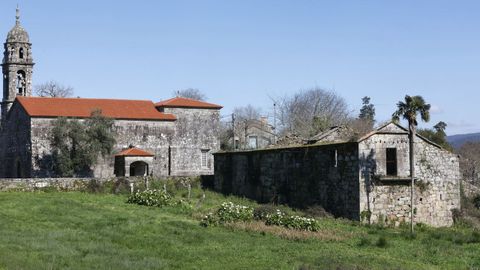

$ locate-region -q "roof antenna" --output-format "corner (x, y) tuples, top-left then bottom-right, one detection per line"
(15, 4), (20, 25)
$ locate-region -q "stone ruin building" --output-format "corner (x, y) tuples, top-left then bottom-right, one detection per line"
(233, 117), (275, 150)
(0, 8), (222, 178)
(214, 122), (461, 227)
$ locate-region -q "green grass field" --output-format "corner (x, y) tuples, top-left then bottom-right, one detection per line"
(0, 188), (479, 270)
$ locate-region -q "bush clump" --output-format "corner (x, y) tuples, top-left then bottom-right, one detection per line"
(265, 210), (321, 232)
(204, 203), (322, 232)
(376, 236), (388, 248)
(201, 202), (254, 227)
(127, 189), (173, 207)
(253, 204), (278, 220)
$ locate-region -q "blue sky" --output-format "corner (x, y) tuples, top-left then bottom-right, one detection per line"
(1, 1), (479, 135)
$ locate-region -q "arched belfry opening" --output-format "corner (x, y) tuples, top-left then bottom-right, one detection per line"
(19, 47), (24, 59)
(16, 70), (26, 95)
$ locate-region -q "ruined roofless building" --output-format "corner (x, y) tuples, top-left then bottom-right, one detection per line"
(214, 123), (461, 227)
(0, 8), (222, 178)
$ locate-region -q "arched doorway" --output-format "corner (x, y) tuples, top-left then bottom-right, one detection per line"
(129, 161), (149, 176)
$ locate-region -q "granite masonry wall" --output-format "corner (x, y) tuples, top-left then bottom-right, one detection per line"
(215, 129), (461, 227)
(214, 143), (360, 220)
(164, 107), (220, 176)
(0, 177), (150, 192)
(359, 134), (461, 227)
(0, 106), (220, 178)
(0, 104), (31, 178)
(29, 118), (175, 178)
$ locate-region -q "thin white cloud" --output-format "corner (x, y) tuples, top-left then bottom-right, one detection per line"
(447, 121), (474, 128)
(430, 105), (443, 114)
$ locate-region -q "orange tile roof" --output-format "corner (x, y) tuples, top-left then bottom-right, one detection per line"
(115, 147), (154, 157)
(16, 96), (176, 121)
(155, 97), (223, 109)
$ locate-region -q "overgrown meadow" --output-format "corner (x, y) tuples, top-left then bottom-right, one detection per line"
(0, 178), (479, 270)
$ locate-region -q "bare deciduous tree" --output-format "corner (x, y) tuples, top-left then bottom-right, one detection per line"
(457, 142), (480, 186)
(276, 87), (350, 138)
(34, 81), (74, 98)
(173, 88), (207, 101)
(233, 104), (262, 121)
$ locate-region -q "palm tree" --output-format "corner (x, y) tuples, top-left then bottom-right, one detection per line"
(392, 95), (430, 234)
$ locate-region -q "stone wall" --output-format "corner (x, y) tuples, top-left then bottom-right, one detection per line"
(0, 103), (31, 177)
(359, 133), (461, 227)
(214, 129), (461, 227)
(214, 143), (360, 219)
(29, 118), (175, 178)
(164, 107), (220, 176)
(0, 177), (149, 192)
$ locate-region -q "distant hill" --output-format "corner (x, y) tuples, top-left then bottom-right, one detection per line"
(447, 133), (480, 149)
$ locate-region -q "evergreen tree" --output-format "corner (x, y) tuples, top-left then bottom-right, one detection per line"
(50, 110), (115, 177)
(359, 96), (375, 124)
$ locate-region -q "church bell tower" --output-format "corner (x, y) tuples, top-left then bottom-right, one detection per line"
(1, 7), (34, 123)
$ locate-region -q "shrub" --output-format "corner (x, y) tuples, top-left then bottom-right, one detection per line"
(360, 210), (372, 223)
(202, 203), (321, 232)
(126, 189), (173, 207)
(200, 212), (219, 227)
(201, 202), (254, 227)
(282, 215), (321, 232)
(253, 204), (278, 220)
(217, 202), (254, 223)
(265, 209), (286, 226)
(265, 209), (321, 232)
(376, 236), (388, 248)
(358, 236), (371, 247)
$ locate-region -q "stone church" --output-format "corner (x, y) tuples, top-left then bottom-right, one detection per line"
(0, 9), (222, 178)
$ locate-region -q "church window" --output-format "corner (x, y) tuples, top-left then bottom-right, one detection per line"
(19, 47), (24, 59)
(386, 148), (397, 176)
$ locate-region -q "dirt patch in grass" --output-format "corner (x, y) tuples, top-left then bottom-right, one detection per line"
(225, 221), (353, 241)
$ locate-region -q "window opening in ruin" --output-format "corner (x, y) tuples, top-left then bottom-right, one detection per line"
(201, 150), (208, 168)
(19, 48), (24, 59)
(248, 136), (258, 149)
(332, 149), (338, 167)
(386, 148), (397, 176)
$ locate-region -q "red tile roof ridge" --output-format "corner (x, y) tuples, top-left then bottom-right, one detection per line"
(16, 96), (177, 121)
(17, 96), (154, 103)
(155, 96), (223, 109)
(115, 147), (154, 157)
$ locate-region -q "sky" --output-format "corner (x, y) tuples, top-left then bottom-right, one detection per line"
(1, 0), (479, 135)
